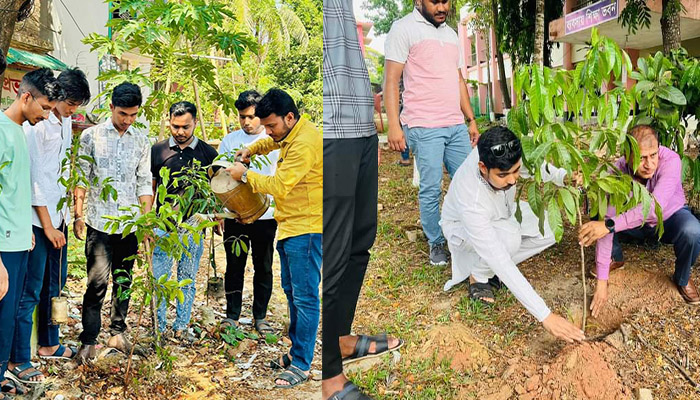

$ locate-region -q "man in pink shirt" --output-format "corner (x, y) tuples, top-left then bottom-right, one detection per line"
(384, 0), (479, 266)
(579, 125), (700, 317)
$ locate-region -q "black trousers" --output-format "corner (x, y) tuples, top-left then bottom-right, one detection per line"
(79, 225), (137, 345)
(224, 218), (277, 321)
(322, 135), (379, 380)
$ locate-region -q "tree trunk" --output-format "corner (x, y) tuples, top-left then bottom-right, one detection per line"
(0, 0), (26, 83)
(661, 0), (682, 55)
(491, 0), (512, 110)
(533, 0), (545, 66)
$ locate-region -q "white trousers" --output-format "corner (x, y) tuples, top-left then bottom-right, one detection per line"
(442, 202), (556, 291)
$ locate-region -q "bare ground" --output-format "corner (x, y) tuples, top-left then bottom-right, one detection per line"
(12, 233), (321, 400)
(346, 148), (700, 400)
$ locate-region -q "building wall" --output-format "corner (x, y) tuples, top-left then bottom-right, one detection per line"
(49, 0), (109, 108)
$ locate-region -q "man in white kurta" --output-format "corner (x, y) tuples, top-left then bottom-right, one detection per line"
(440, 127), (585, 342)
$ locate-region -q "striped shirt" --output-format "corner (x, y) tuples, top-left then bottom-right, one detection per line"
(322, 0), (377, 139)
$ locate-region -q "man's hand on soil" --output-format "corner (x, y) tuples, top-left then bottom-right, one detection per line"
(542, 313), (585, 343)
(590, 280), (609, 318)
(387, 126), (407, 152)
(578, 221), (609, 247)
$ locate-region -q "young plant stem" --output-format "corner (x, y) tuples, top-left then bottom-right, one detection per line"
(578, 206), (587, 333)
(124, 293), (147, 387)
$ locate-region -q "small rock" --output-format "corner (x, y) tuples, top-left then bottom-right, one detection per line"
(310, 370), (323, 381)
(523, 369), (534, 378)
(605, 330), (624, 351)
(514, 384), (526, 395)
(542, 364), (549, 375)
(518, 393), (537, 400)
(525, 375), (540, 392)
(507, 357), (520, 365)
(377, 203), (383, 211)
(634, 388), (653, 400)
(54, 396), (65, 400)
(406, 230), (418, 242)
(484, 386), (513, 400)
(565, 351), (578, 370)
(502, 364), (518, 380)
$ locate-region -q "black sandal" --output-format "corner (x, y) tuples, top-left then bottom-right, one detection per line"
(1, 379), (25, 396)
(273, 365), (309, 389)
(327, 382), (374, 400)
(268, 353), (292, 370)
(342, 333), (405, 365)
(469, 281), (495, 304)
(254, 319), (275, 335)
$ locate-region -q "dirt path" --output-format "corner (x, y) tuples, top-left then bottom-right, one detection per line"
(346, 149), (700, 400)
(17, 232), (321, 400)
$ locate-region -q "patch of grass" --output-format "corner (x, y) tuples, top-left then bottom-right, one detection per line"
(409, 264), (443, 287)
(456, 295), (496, 322)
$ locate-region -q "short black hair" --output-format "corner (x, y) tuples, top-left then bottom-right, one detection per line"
(234, 90), (262, 111)
(111, 82), (142, 108)
(19, 68), (64, 101)
(255, 88), (300, 120)
(0, 48), (6, 75)
(169, 101), (197, 119)
(57, 68), (90, 105)
(477, 126), (522, 170)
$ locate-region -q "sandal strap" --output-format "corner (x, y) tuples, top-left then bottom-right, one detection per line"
(13, 364), (43, 380)
(373, 333), (389, 354)
(277, 365), (307, 385)
(1, 379), (24, 395)
(353, 335), (371, 358)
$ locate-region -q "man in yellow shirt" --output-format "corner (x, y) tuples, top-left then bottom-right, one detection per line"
(227, 89), (321, 389)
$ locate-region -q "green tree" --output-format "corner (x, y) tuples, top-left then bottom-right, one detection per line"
(0, 0), (34, 83)
(619, 0), (685, 55)
(508, 28), (662, 331)
(83, 0), (257, 139)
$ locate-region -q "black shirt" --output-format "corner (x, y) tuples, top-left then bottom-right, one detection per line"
(151, 136), (218, 199)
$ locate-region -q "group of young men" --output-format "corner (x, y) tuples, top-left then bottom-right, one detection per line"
(0, 55), (322, 394)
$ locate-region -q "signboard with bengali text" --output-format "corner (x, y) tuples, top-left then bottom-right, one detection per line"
(565, 0), (618, 35)
(1, 69), (26, 110)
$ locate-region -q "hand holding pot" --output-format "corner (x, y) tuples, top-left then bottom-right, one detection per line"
(226, 162), (248, 181)
(235, 147), (252, 164)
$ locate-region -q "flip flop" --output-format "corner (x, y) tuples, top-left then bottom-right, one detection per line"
(268, 353), (292, 370)
(273, 365), (309, 389)
(342, 333), (405, 365)
(327, 382), (374, 400)
(39, 344), (78, 360)
(6, 362), (45, 385)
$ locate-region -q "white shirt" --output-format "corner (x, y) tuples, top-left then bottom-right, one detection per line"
(219, 129), (279, 220)
(441, 150), (566, 322)
(24, 112), (72, 229)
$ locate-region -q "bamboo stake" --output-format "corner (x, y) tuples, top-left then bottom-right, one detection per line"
(578, 206), (587, 333)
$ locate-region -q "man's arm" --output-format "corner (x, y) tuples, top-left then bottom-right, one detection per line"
(73, 187), (86, 240)
(458, 69), (479, 146)
(384, 60), (406, 152)
(246, 140), (317, 200)
(34, 206), (65, 249)
(135, 137), (154, 213)
(247, 137), (280, 156)
(0, 256), (7, 301)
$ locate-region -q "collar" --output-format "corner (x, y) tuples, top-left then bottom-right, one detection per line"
(279, 116), (308, 147)
(48, 111), (62, 126)
(412, 7), (446, 28)
(106, 118), (135, 136)
(168, 136), (199, 149)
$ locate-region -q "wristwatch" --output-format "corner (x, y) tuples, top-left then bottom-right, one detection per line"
(241, 170), (248, 183)
(604, 218), (615, 234)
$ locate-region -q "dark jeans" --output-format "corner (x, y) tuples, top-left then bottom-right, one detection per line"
(78, 225), (137, 345)
(612, 206), (700, 286)
(11, 224), (68, 364)
(224, 218), (277, 321)
(277, 233), (322, 371)
(322, 136), (379, 380)
(0, 251), (28, 380)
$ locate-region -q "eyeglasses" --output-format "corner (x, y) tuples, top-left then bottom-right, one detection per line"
(29, 92), (52, 115)
(490, 139), (520, 158)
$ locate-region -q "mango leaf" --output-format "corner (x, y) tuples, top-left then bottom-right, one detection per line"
(547, 197), (564, 242)
(656, 85), (687, 105)
(558, 188), (578, 225)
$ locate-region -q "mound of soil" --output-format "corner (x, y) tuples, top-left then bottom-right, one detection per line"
(411, 324), (488, 372)
(541, 342), (628, 400)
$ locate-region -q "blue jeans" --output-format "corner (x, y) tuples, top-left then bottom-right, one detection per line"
(11, 224), (68, 364)
(404, 124), (471, 246)
(612, 206), (700, 286)
(277, 233), (322, 371)
(0, 251), (28, 381)
(152, 229), (205, 332)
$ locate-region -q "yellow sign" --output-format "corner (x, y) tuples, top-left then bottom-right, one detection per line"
(1, 69), (26, 110)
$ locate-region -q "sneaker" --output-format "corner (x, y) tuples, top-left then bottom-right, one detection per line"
(429, 243), (449, 266)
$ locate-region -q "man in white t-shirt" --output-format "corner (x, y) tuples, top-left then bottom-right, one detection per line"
(218, 90), (279, 336)
(384, 0), (480, 266)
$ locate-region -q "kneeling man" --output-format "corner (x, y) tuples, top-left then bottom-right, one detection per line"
(579, 124), (700, 317)
(441, 126), (585, 343)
